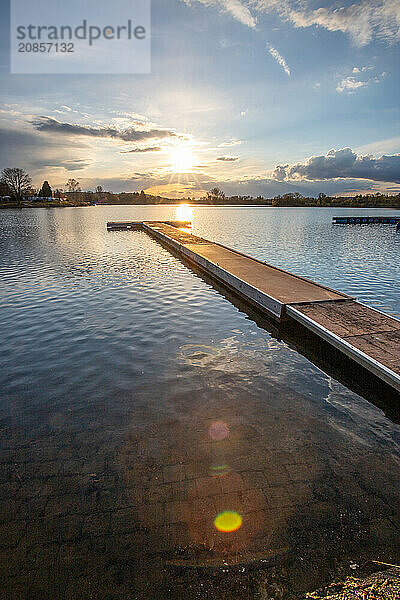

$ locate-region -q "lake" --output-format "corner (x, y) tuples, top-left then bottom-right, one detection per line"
(0, 206), (399, 599)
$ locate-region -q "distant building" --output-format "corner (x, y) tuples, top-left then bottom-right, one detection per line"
(27, 196), (54, 202)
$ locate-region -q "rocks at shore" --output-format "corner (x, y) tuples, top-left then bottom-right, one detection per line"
(303, 568), (400, 600)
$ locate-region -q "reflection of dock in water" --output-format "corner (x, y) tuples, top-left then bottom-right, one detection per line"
(107, 220), (400, 395)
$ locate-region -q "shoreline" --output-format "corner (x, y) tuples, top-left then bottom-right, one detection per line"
(0, 201), (92, 209)
(1, 202), (400, 210)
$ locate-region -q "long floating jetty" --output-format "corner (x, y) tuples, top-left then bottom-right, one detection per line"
(107, 220), (400, 393)
(333, 216), (400, 225)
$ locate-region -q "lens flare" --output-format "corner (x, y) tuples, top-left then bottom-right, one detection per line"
(210, 464), (231, 476)
(209, 421), (230, 441)
(214, 511), (242, 533)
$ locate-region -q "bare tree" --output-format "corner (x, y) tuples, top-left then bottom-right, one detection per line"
(0, 179), (11, 197)
(66, 179), (81, 193)
(1, 168), (32, 204)
(207, 187), (226, 203)
(95, 185), (104, 202)
(66, 178), (81, 202)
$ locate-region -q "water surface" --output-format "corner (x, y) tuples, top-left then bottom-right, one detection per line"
(0, 206), (399, 599)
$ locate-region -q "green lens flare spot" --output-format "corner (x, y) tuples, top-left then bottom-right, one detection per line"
(214, 511), (242, 533)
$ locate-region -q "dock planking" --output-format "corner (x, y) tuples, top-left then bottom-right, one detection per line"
(107, 220), (191, 231)
(143, 222), (350, 319)
(287, 302), (400, 390)
(107, 220), (400, 393)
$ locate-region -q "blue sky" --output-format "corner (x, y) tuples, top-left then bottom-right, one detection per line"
(0, 0), (399, 197)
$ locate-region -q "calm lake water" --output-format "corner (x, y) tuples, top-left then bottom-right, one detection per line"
(0, 206), (399, 599)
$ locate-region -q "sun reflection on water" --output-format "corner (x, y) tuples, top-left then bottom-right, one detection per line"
(175, 203), (193, 223)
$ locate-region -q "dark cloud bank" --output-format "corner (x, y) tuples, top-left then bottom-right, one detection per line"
(274, 148), (400, 184)
(0, 126), (90, 172)
(32, 116), (177, 142)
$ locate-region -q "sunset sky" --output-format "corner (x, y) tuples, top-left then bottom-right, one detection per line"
(1, 0), (399, 198)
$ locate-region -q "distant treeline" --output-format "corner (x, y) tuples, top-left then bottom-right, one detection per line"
(1, 169), (399, 208)
(93, 191), (180, 205)
(94, 189), (400, 208)
(200, 188), (400, 208)
(269, 192), (400, 208)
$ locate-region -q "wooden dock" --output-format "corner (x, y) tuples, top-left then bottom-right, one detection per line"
(107, 220), (400, 394)
(333, 216), (400, 225)
(107, 220), (191, 231)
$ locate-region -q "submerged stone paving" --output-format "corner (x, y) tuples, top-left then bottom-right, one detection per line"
(1, 374), (399, 599)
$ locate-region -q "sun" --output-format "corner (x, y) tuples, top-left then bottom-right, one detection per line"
(170, 144), (195, 173)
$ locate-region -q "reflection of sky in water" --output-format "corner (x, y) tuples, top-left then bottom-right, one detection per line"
(0, 206), (399, 599)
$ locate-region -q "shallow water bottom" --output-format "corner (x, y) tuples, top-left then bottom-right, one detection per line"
(0, 208), (399, 599)
(2, 370), (400, 599)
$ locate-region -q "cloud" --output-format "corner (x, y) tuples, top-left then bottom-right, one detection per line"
(336, 76), (368, 93)
(105, 173), (397, 197)
(273, 164), (289, 181)
(183, 0), (256, 27)
(273, 148), (400, 183)
(62, 159), (91, 171)
(54, 162), (400, 198)
(213, 176), (382, 198)
(273, 0), (400, 45)
(267, 44), (291, 76)
(218, 139), (242, 147)
(31, 116), (178, 142)
(356, 136), (400, 155)
(281, 0), (400, 46)
(183, 1), (400, 45)
(336, 67), (386, 92)
(121, 146), (162, 154)
(217, 155), (239, 161)
(73, 170), (215, 195)
(0, 127), (91, 174)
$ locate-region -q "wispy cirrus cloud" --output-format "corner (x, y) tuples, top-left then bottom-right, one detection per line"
(183, 0), (400, 45)
(32, 116), (178, 142)
(183, 0), (256, 27)
(273, 148), (400, 183)
(356, 136), (400, 155)
(277, 0), (400, 46)
(267, 44), (291, 76)
(218, 139), (242, 147)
